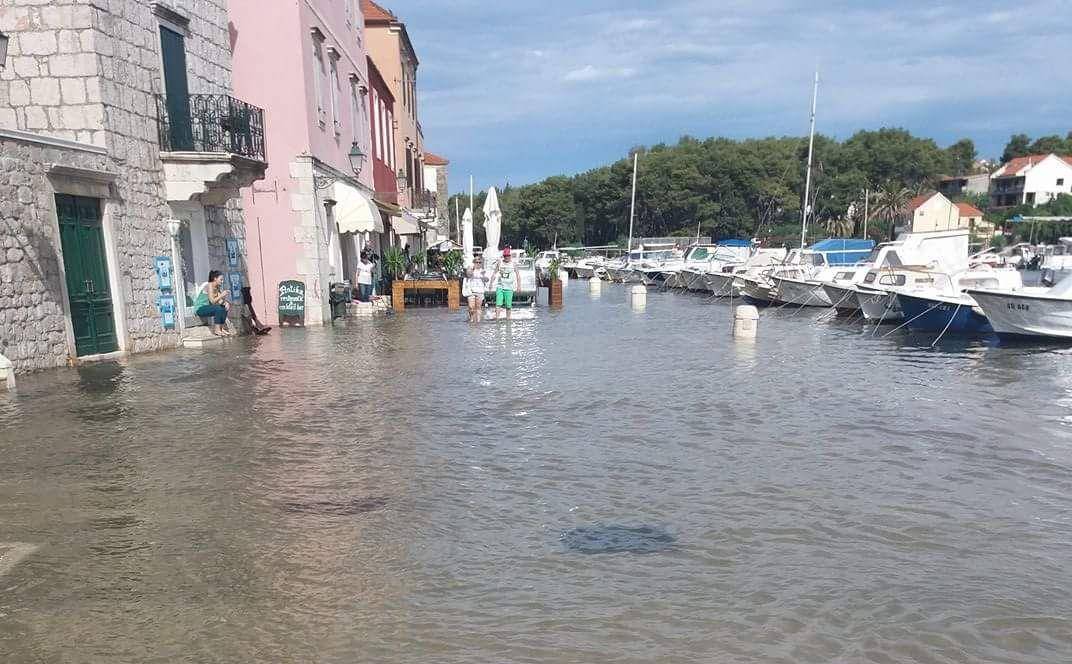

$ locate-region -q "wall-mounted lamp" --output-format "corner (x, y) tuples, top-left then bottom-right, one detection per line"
(0, 32), (9, 70)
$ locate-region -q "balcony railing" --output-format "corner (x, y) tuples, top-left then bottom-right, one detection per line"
(412, 189), (436, 211)
(156, 94), (266, 162)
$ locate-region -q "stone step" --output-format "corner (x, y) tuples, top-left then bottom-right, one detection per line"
(181, 325), (231, 349)
(0, 353), (14, 391)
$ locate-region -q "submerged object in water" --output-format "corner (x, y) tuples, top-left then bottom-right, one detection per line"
(561, 524), (676, 554)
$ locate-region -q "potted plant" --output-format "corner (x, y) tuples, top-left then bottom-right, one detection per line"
(441, 249), (463, 279)
(548, 255), (564, 308)
(382, 246), (406, 292)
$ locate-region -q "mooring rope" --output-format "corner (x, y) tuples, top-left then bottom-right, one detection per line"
(881, 298), (947, 337)
(930, 304), (962, 347)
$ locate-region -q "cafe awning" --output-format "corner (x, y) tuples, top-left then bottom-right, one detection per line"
(333, 182), (381, 233)
(391, 214), (420, 235)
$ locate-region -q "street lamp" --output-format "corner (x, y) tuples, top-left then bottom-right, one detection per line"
(0, 32), (9, 70)
(347, 142), (366, 178)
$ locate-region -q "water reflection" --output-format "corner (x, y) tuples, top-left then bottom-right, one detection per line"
(2, 284), (1072, 663)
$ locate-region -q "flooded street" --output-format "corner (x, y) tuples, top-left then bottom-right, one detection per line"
(4, 284), (1072, 663)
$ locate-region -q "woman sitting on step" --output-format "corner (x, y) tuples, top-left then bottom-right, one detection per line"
(193, 270), (234, 337)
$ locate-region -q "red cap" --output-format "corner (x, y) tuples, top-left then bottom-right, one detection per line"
(502, 246), (511, 257)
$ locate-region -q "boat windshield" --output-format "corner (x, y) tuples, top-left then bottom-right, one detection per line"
(803, 253), (825, 266)
(685, 247), (714, 261)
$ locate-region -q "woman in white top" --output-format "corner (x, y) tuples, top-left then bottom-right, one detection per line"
(462, 258), (488, 322)
(355, 254), (375, 302)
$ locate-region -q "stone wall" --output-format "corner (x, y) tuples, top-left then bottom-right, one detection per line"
(435, 164), (449, 236)
(0, 134), (130, 372)
(0, 0), (251, 373)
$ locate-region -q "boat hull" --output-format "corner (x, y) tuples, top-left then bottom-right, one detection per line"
(966, 290), (1072, 339)
(771, 277), (832, 306)
(821, 283), (860, 313)
(896, 292), (993, 334)
(573, 266), (595, 279)
(706, 273), (737, 297)
(739, 277), (774, 305)
(856, 287), (903, 322)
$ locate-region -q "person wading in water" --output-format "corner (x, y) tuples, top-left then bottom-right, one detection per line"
(492, 247), (518, 321)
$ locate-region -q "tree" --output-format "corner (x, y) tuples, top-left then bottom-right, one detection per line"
(1001, 134), (1032, 163)
(1029, 134), (1072, 155)
(873, 183), (914, 240)
(946, 138), (976, 174)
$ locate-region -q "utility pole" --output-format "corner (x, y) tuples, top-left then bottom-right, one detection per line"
(863, 187), (869, 238)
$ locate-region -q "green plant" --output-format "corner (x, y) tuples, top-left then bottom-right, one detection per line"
(383, 246), (406, 278)
(548, 255), (564, 280)
(441, 250), (463, 277)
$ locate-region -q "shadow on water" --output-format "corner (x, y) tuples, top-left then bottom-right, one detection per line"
(70, 362), (129, 423)
(281, 496), (389, 516)
(561, 524), (676, 555)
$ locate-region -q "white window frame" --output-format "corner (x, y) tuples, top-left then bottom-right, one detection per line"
(313, 40), (327, 127)
(330, 58), (341, 135)
(349, 79), (359, 144)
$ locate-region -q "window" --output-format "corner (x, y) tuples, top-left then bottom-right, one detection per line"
(344, 0), (353, 25)
(1059, 178), (1065, 186)
(313, 41), (326, 126)
(329, 59), (341, 135)
(349, 80), (359, 143)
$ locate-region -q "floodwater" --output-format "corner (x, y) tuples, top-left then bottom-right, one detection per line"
(3, 284), (1072, 663)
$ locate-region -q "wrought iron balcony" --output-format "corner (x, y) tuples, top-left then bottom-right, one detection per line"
(156, 94), (266, 162)
(412, 189), (436, 211)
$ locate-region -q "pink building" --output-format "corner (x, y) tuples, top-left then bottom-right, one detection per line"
(230, 0), (379, 325)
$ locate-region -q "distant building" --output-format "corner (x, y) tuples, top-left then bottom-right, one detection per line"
(363, 0), (430, 248)
(955, 202), (995, 244)
(900, 192), (964, 234)
(423, 152), (450, 242)
(989, 154), (1072, 208)
(937, 173), (990, 198)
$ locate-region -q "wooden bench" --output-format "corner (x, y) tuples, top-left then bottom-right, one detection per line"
(392, 279), (460, 312)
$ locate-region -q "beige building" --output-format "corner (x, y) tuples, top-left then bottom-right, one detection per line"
(901, 192), (964, 234)
(362, 0), (432, 245)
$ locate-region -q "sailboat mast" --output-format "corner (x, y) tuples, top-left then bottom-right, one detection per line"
(627, 152), (639, 259)
(800, 72), (819, 249)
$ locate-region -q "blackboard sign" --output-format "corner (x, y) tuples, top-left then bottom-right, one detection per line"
(278, 280), (306, 318)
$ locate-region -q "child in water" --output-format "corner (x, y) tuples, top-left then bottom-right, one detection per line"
(463, 259), (487, 323)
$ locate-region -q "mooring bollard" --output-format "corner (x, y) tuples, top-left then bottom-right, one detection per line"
(0, 353), (14, 391)
(733, 304), (759, 339)
(631, 284), (647, 309)
(588, 276), (601, 294)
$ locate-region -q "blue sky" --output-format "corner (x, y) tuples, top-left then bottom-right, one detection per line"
(392, 0), (1072, 194)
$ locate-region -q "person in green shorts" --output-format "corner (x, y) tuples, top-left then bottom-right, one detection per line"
(493, 247), (518, 320)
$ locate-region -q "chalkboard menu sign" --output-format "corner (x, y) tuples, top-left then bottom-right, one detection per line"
(278, 280), (306, 320)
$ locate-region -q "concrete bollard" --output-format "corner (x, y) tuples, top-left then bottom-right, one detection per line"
(0, 353), (14, 391)
(558, 270), (569, 287)
(733, 304), (759, 339)
(630, 284), (647, 309)
(588, 276), (601, 294)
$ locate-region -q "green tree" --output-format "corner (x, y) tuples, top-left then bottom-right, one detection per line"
(945, 138), (976, 174)
(1002, 134), (1032, 162)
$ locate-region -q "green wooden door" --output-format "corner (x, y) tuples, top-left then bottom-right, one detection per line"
(160, 26), (192, 150)
(56, 195), (118, 356)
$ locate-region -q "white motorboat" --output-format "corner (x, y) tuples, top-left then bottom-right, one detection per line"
(675, 241), (753, 291)
(966, 271), (1072, 339)
(890, 268), (1022, 335)
(706, 248), (788, 297)
(768, 239), (876, 307)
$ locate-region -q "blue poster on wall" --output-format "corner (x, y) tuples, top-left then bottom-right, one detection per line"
(228, 272), (243, 303)
(157, 294), (176, 329)
(154, 256), (173, 290)
(226, 238), (240, 268)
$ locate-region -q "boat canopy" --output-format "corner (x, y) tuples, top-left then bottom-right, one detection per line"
(809, 238), (875, 266)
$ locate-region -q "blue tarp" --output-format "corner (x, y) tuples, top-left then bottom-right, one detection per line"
(809, 238), (875, 266)
(715, 239), (752, 247)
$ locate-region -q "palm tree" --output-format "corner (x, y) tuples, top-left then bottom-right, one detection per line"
(873, 183), (913, 240)
(823, 216), (853, 237)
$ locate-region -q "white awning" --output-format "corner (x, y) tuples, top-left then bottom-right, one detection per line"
(333, 182), (381, 234)
(391, 214), (420, 235)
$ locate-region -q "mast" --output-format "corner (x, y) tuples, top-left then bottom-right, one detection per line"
(627, 152), (639, 260)
(800, 71), (819, 249)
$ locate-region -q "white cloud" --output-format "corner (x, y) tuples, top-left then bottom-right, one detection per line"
(563, 65), (637, 82)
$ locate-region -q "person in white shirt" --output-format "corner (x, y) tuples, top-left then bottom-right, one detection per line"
(355, 253), (375, 302)
(462, 257), (488, 322)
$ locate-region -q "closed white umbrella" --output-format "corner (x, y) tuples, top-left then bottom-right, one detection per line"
(482, 186), (502, 262)
(462, 207), (474, 268)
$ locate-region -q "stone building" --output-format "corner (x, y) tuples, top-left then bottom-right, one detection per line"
(0, 0), (265, 376)
(423, 151), (450, 241)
